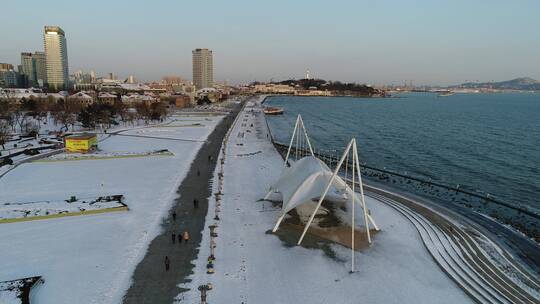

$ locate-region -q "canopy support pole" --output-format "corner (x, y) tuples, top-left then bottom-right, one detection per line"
(284, 115), (314, 166)
(263, 189), (273, 201)
(272, 213), (286, 232)
(354, 142), (372, 244)
(351, 140), (356, 273)
(368, 214), (379, 231)
(297, 139), (354, 245)
(284, 115), (300, 166)
(299, 115), (314, 156)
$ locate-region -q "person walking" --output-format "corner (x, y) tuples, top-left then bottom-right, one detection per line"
(164, 256), (170, 271)
(183, 231), (190, 243)
(172, 232), (176, 244)
(178, 232), (182, 244)
(193, 198), (199, 209)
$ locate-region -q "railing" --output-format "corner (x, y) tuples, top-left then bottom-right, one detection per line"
(271, 141), (540, 241)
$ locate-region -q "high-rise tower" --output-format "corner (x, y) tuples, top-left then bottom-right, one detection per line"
(192, 48), (213, 89)
(20, 52), (37, 87)
(33, 51), (47, 87)
(44, 26), (69, 91)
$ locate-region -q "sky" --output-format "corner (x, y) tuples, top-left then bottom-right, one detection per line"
(1, 0), (539, 86)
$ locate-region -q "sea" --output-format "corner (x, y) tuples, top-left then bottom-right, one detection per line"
(264, 92), (540, 213)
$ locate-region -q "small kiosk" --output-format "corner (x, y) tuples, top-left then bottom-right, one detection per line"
(65, 133), (98, 153)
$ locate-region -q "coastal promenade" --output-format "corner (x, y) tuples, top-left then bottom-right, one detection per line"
(176, 96), (477, 303)
(364, 187), (540, 304)
(123, 102), (242, 303)
(175, 95), (539, 303)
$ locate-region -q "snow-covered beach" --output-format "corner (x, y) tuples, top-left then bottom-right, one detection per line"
(0, 112), (225, 303)
(177, 96), (475, 303)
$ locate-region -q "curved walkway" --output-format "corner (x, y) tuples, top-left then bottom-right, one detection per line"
(365, 186), (540, 304)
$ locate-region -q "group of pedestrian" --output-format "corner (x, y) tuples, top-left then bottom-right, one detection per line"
(171, 231), (190, 244)
(162, 117), (232, 272)
(164, 207), (194, 271)
(165, 231), (190, 271)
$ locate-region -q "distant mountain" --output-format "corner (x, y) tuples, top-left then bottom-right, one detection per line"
(453, 77), (540, 90)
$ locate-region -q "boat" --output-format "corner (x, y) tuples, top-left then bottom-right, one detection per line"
(438, 91), (455, 97)
(263, 107), (284, 115)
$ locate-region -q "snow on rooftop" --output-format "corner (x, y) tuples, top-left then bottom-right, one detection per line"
(120, 83), (151, 91)
(98, 92), (116, 98)
(122, 94), (156, 102)
(68, 92), (93, 99)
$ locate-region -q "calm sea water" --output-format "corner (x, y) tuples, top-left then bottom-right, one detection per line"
(265, 93), (540, 211)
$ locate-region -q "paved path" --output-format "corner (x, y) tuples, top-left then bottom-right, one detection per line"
(365, 188), (540, 304)
(123, 103), (242, 304)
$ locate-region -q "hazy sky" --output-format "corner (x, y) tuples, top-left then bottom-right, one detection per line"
(1, 0), (539, 85)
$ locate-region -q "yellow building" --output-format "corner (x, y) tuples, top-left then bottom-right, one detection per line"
(65, 133), (98, 153)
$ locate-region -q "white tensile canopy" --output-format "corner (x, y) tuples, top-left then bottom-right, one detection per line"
(268, 154), (378, 235)
(266, 115), (379, 272)
(271, 156), (360, 216)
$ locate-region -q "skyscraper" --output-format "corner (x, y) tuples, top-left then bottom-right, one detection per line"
(44, 26), (69, 91)
(20, 52), (36, 87)
(192, 48), (213, 89)
(33, 51), (47, 87)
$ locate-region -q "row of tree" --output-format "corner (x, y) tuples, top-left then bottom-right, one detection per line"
(0, 93), (169, 149)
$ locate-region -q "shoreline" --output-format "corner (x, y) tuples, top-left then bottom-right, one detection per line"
(260, 93), (388, 100)
(177, 95), (539, 303)
(262, 95), (539, 275)
(261, 97), (540, 295)
(263, 94), (540, 240)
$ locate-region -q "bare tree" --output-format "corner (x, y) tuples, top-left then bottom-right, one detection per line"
(125, 111), (136, 126)
(150, 101), (168, 121)
(135, 102), (151, 123)
(51, 99), (83, 132)
(0, 90), (18, 131)
(35, 96), (51, 128)
(113, 99), (127, 124)
(0, 120), (10, 150)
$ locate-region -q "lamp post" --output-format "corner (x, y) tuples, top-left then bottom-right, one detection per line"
(209, 224), (217, 262)
(198, 284), (212, 304)
(209, 224), (218, 237)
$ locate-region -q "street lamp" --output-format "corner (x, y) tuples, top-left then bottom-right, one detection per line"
(198, 284), (212, 304)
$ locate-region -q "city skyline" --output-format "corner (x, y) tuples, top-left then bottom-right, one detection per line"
(1, 0), (540, 86)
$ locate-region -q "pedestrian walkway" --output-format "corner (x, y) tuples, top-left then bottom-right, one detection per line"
(122, 104), (242, 304)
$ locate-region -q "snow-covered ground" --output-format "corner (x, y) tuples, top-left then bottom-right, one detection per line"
(178, 96), (473, 303)
(45, 149), (173, 162)
(0, 281), (19, 304)
(0, 277), (42, 304)
(0, 112), (225, 303)
(0, 196), (124, 220)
